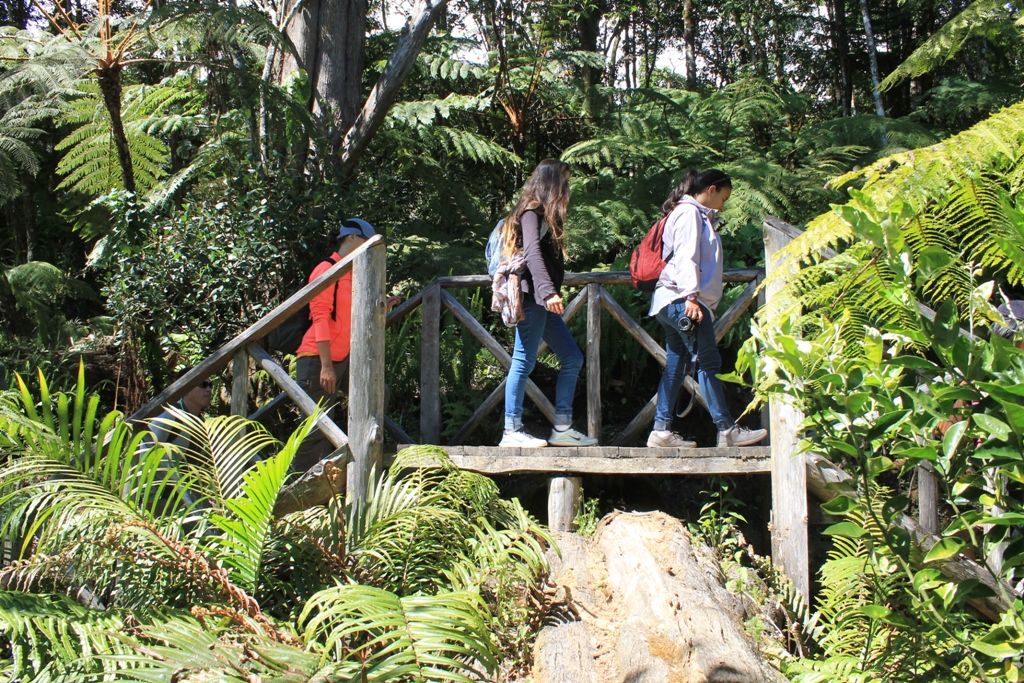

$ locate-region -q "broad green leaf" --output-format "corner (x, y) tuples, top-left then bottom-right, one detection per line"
(924, 537), (965, 563)
(974, 414), (1011, 441)
(821, 495), (858, 515)
(823, 522), (868, 538)
(943, 420), (968, 459)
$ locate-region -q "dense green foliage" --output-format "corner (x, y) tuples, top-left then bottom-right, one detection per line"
(3, 0), (1024, 678)
(0, 367), (552, 680)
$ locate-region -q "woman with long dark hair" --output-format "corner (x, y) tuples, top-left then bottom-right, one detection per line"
(647, 169), (767, 449)
(498, 159), (597, 448)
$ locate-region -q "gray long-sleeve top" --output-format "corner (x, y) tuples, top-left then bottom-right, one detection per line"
(520, 210), (564, 302)
(649, 196), (724, 316)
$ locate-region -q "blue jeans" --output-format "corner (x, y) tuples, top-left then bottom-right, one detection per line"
(654, 301), (734, 432)
(505, 295), (584, 430)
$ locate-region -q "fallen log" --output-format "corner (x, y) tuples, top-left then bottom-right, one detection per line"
(534, 512), (781, 683)
(805, 452), (1017, 620)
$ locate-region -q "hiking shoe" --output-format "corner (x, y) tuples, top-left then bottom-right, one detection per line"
(717, 425), (768, 447)
(548, 427), (598, 447)
(499, 429), (547, 448)
(646, 430), (697, 448)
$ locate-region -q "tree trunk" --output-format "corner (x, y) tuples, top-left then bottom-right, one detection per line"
(683, 0), (697, 89)
(577, 0), (604, 92)
(281, 0), (366, 155)
(859, 0), (885, 117)
(96, 62), (136, 193)
(21, 176), (35, 262)
(829, 0), (853, 116)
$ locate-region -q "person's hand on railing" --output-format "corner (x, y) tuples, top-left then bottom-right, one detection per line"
(386, 296), (402, 312)
(544, 294), (564, 314)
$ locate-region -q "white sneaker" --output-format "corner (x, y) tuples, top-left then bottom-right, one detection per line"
(499, 429), (547, 448)
(646, 430), (697, 448)
(717, 426), (768, 447)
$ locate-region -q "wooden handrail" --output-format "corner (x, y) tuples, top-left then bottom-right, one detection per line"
(433, 268), (763, 288)
(128, 235), (384, 424)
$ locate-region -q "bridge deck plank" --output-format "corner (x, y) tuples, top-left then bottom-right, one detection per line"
(394, 445), (771, 474)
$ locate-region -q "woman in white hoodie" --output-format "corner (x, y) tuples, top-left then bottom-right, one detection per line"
(647, 169), (767, 449)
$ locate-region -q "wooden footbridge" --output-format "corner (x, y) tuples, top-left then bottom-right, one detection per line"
(127, 217), (1016, 615)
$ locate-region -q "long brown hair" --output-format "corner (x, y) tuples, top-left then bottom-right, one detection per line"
(500, 159), (571, 258)
(661, 168), (731, 215)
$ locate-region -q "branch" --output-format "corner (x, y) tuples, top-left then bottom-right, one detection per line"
(336, 0), (448, 175)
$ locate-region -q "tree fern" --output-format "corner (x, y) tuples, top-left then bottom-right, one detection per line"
(55, 79), (201, 197)
(881, 0), (1022, 90)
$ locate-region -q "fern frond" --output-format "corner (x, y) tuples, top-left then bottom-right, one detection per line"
(881, 0), (1021, 90)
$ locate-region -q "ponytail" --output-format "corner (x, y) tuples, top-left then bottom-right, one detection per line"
(661, 168), (732, 215)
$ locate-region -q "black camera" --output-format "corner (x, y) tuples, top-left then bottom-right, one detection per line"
(677, 316), (698, 334)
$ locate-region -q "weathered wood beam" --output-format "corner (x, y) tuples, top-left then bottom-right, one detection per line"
(248, 392), (288, 423)
(385, 289), (423, 328)
(764, 218), (810, 598)
(347, 242), (387, 504)
(396, 445), (772, 475)
(433, 268), (763, 288)
(420, 283), (441, 444)
(128, 234), (383, 424)
(272, 450), (348, 519)
(586, 284), (602, 442)
(248, 345), (349, 449)
(548, 477), (582, 532)
(337, 0), (449, 175)
(447, 288), (589, 444)
(805, 453), (1016, 621)
(231, 348), (249, 418)
(440, 289), (557, 423)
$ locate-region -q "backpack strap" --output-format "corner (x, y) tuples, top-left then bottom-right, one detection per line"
(316, 258), (341, 322)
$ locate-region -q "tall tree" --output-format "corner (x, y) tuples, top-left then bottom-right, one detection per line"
(859, 0), (886, 116)
(281, 0), (367, 152)
(683, 0), (697, 89)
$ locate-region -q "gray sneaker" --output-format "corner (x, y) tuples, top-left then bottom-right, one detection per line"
(548, 427), (598, 447)
(717, 425), (768, 447)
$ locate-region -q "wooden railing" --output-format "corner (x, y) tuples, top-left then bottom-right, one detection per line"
(128, 235), (388, 507)
(388, 269), (765, 447)
(123, 216), (1019, 610)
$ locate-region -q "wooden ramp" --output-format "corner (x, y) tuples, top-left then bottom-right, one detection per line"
(397, 445), (771, 475)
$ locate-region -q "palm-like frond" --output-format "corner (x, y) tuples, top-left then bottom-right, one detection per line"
(300, 584), (499, 682)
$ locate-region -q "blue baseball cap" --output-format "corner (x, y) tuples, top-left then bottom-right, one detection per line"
(336, 218), (375, 240)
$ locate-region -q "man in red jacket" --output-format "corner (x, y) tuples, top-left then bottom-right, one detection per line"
(293, 218), (399, 472)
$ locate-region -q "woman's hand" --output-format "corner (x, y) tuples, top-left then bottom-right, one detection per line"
(319, 363), (337, 395)
(544, 294), (564, 314)
(386, 296), (402, 312)
(684, 299), (703, 322)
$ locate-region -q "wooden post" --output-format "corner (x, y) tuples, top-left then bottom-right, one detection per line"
(755, 273), (771, 446)
(420, 283), (441, 444)
(763, 218), (809, 598)
(548, 476), (582, 532)
(918, 461), (939, 535)
(586, 283), (601, 442)
(231, 348), (249, 418)
(348, 241), (387, 505)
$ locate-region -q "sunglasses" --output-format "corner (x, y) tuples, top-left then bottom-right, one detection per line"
(198, 381), (212, 389)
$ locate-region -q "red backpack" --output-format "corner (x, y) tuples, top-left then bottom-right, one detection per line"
(630, 214), (672, 292)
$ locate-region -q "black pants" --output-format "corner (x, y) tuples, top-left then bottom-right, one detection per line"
(294, 356), (350, 473)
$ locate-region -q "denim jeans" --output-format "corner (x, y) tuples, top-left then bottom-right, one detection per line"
(654, 300), (734, 432)
(504, 295), (584, 430)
